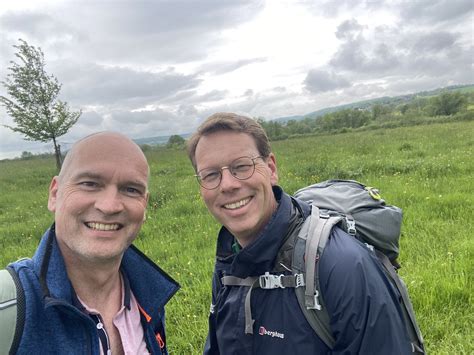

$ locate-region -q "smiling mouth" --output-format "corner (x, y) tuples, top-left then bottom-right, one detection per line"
(85, 222), (122, 231)
(224, 197), (251, 210)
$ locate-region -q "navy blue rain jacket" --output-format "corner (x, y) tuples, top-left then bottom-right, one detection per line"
(204, 186), (412, 354)
(8, 225), (180, 354)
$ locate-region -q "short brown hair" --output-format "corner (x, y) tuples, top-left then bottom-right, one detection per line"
(187, 112), (271, 171)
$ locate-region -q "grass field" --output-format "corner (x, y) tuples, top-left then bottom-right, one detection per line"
(1, 121), (473, 354)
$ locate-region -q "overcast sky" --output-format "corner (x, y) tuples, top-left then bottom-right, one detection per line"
(0, 0), (472, 159)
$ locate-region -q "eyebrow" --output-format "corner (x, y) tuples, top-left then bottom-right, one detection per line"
(72, 172), (148, 191)
(72, 172), (103, 181)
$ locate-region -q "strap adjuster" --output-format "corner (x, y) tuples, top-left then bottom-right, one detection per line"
(259, 272), (306, 289)
(306, 290), (322, 310)
(295, 273), (305, 287)
(345, 215), (356, 236)
(259, 272), (284, 289)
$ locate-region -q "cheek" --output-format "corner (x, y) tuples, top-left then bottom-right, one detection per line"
(200, 190), (216, 209)
(131, 200), (147, 218)
(254, 165), (272, 178)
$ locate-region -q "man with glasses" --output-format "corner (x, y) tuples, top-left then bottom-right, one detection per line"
(187, 113), (412, 354)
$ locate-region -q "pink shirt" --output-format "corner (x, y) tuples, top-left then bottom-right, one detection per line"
(79, 276), (150, 354)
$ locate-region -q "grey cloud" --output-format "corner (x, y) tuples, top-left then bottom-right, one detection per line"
(108, 106), (198, 137)
(0, 1), (264, 67)
(197, 90), (229, 103)
(241, 86), (287, 98)
(308, 0), (364, 17)
(399, 0), (473, 23)
(200, 57), (268, 75)
(329, 26), (464, 78)
(101, 108), (180, 137)
(133, 110), (195, 136)
(231, 90), (304, 119)
(322, 2), (472, 82)
(329, 37), (365, 70)
(0, 12), (69, 40)
(177, 104), (198, 118)
(55, 63), (201, 106)
(412, 32), (458, 52)
(272, 87), (287, 93)
(335, 19), (365, 40)
(396, 30), (471, 78)
(112, 110), (160, 125)
(48, 0), (263, 65)
(330, 21), (401, 74)
(160, 88), (229, 107)
(304, 69), (351, 93)
(406, 46), (471, 78)
(306, 0), (384, 17)
(191, 87), (302, 121)
(369, 43), (401, 71)
(0, 11), (82, 54)
(77, 111), (104, 126)
(77, 0), (262, 36)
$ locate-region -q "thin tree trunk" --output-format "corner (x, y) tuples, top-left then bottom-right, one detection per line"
(52, 137), (62, 171)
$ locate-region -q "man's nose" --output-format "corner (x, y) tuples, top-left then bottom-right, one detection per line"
(95, 188), (124, 214)
(219, 168), (240, 191)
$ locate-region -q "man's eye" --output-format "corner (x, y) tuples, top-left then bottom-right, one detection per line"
(79, 181), (98, 188)
(202, 171), (220, 181)
(125, 187), (142, 195)
(233, 164), (252, 172)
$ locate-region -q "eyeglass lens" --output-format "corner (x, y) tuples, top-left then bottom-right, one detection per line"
(197, 156), (259, 189)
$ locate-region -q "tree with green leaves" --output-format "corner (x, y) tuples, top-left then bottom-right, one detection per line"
(166, 134), (186, 148)
(0, 39), (81, 170)
(430, 92), (467, 116)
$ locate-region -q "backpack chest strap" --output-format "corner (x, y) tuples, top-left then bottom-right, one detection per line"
(221, 272), (305, 334)
(222, 273), (305, 289)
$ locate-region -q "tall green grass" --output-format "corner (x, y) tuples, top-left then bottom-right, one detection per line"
(1, 121), (472, 354)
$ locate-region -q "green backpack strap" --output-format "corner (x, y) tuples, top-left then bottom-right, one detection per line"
(0, 268), (24, 355)
(292, 205), (343, 349)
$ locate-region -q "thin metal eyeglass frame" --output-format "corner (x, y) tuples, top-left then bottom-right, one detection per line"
(195, 156), (264, 190)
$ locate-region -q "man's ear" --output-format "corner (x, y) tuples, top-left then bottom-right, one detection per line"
(48, 176), (59, 212)
(267, 153), (279, 186)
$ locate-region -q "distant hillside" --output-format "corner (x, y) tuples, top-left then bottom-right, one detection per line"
(133, 132), (191, 146)
(273, 84), (474, 123)
(133, 84), (474, 144)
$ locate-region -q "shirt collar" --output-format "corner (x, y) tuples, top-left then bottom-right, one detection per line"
(217, 186), (300, 277)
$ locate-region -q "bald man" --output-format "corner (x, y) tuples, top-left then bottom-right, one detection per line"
(2, 132), (179, 355)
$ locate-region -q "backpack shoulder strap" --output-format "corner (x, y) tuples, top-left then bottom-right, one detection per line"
(0, 267), (25, 354)
(374, 250), (425, 353)
(292, 205), (343, 349)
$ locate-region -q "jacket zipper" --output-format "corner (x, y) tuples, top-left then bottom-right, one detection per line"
(45, 298), (99, 354)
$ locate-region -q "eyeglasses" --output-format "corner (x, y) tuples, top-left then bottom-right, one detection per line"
(195, 156), (264, 190)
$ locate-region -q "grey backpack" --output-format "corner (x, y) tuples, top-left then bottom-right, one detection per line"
(222, 179), (425, 353)
(0, 267), (24, 355)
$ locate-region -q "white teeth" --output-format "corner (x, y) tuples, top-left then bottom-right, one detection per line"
(86, 222), (120, 231)
(224, 198), (251, 210)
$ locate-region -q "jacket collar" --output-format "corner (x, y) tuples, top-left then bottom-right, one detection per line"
(33, 224), (179, 312)
(216, 186), (308, 278)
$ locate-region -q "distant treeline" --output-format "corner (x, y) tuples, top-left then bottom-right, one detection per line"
(7, 89), (473, 161)
(257, 90), (474, 141)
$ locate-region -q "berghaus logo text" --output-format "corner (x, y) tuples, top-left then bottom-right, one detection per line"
(258, 326), (284, 339)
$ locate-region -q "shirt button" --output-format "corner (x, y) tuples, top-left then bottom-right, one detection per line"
(97, 322), (104, 330)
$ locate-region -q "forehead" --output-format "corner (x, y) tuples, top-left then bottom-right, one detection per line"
(195, 131), (259, 169)
(63, 136), (149, 183)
